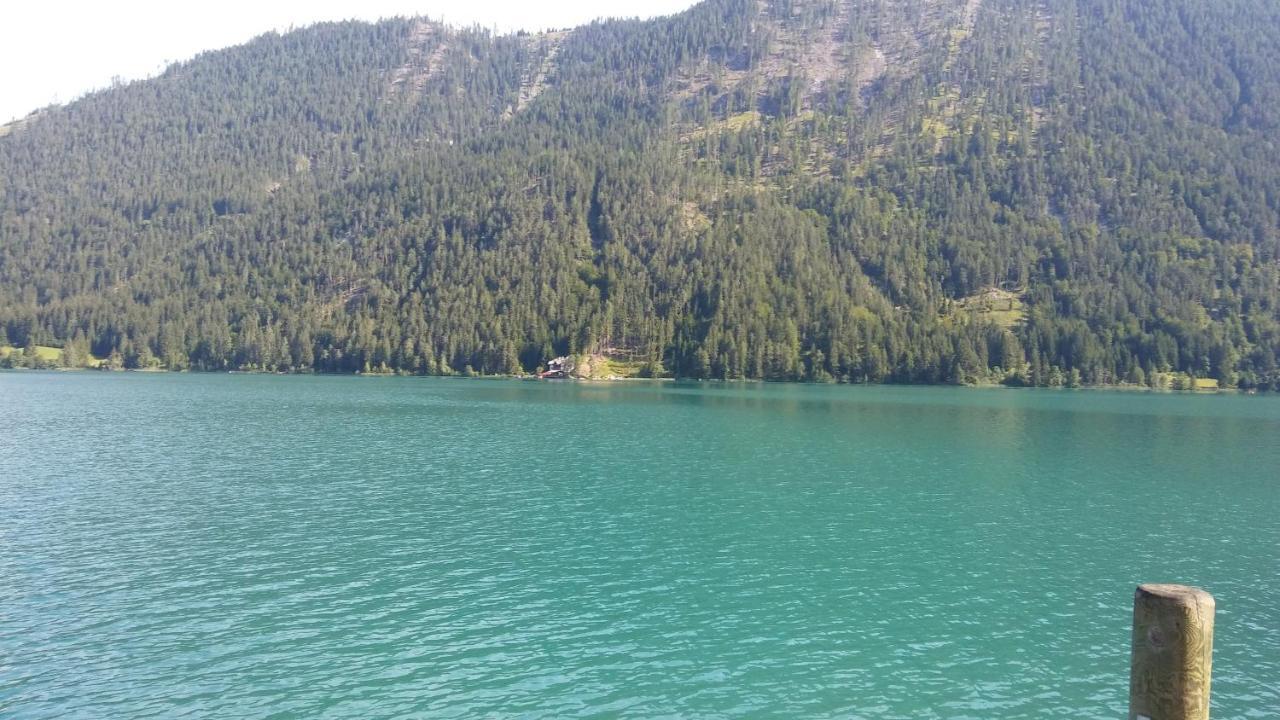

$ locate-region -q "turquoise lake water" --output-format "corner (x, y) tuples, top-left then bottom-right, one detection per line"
(1, 372), (1278, 718)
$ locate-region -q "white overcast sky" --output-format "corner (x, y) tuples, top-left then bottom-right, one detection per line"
(0, 1), (700, 123)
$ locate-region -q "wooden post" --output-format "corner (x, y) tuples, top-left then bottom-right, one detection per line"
(1129, 584), (1215, 720)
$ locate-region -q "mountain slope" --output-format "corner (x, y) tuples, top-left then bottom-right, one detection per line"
(2, 0), (1278, 387)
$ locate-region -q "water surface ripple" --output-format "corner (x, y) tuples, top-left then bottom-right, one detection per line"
(1, 374), (1278, 718)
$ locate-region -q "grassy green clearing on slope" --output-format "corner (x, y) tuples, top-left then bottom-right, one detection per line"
(598, 357), (656, 379)
(947, 288), (1027, 330)
(1, 345), (61, 361)
(1, 345), (105, 367)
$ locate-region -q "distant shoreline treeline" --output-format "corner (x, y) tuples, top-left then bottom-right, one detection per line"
(0, 344), (1235, 393)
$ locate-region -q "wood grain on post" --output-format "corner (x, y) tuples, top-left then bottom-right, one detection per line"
(1129, 584), (1215, 720)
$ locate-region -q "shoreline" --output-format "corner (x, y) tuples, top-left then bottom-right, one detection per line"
(1, 365), (1255, 394)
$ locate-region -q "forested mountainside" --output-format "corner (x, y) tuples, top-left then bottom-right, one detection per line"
(2, 0), (1279, 387)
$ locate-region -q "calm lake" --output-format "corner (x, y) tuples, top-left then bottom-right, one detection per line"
(1, 373), (1278, 718)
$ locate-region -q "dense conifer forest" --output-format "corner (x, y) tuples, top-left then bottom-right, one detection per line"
(2, 0), (1278, 388)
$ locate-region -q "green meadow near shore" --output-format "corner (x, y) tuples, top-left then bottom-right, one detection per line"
(0, 344), (103, 369)
(0, 345), (62, 362)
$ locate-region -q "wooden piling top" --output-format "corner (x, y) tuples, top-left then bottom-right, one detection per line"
(1136, 584), (1215, 607)
(1129, 583), (1215, 720)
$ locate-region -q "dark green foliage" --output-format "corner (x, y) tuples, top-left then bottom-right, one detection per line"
(1, 0), (1278, 388)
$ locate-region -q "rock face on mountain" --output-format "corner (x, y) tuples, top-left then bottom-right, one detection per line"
(2, 0), (1278, 387)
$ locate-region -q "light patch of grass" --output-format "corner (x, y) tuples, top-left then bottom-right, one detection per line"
(601, 358), (650, 379)
(981, 308), (1025, 329)
(1, 344), (61, 361)
(1, 344), (105, 367)
(949, 288), (1027, 329)
(573, 351), (664, 379)
(686, 111), (762, 141)
(921, 116), (950, 140)
(1194, 378), (1220, 391)
(680, 201), (711, 234)
(721, 110), (762, 132)
(943, 28), (972, 72)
